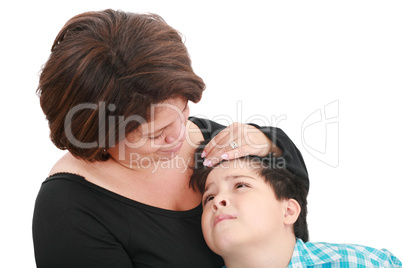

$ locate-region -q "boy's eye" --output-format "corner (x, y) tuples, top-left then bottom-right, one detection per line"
(203, 194), (214, 205)
(235, 182), (250, 189)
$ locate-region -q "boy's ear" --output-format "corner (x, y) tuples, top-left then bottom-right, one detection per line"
(283, 199), (301, 225)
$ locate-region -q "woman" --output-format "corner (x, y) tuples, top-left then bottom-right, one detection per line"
(32, 9), (308, 268)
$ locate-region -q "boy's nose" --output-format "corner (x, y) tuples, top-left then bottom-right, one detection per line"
(213, 197), (228, 211)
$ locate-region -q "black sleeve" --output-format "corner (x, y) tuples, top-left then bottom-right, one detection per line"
(189, 116), (226, 140)
(32, 179), (133, 268)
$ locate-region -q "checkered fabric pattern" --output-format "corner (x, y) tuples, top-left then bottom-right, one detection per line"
(288, 238), (402, 268)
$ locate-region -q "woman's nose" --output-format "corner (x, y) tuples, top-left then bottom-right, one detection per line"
(164, 119), (185, 144)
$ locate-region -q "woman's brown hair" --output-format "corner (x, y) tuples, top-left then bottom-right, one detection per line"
(37, 9), (205, 161)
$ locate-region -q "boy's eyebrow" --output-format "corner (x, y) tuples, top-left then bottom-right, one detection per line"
(203, 174), (257, 193)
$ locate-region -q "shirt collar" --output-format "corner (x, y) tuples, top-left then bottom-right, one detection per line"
(288, 239), (343, 267)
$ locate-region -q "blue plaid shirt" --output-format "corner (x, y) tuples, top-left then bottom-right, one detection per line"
(221, 239), (401, 268)
(288, 238), (402, 267)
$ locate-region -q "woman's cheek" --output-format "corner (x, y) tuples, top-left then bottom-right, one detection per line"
(183, 106), (190, 120)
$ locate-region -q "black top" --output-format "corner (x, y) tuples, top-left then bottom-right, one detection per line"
(32, 117), (308, 268)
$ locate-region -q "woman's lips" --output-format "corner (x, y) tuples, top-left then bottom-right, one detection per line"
(214, 214), (236, 226)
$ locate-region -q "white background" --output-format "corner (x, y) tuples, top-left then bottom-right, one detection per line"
(1, 0), (401, 266)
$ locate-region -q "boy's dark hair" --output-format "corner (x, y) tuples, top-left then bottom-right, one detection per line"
(190, 140), (309, 242)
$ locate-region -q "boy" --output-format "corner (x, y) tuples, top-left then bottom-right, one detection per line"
(190, 143), (401, 268)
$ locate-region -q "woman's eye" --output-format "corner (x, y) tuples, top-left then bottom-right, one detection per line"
(148, 131), (164, 140)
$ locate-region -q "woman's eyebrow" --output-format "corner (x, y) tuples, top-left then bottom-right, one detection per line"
(145, 125), (166, 136)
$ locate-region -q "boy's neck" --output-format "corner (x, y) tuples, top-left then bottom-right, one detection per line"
(222, 236), (296, 268)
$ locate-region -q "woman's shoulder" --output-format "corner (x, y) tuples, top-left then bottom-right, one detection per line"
(36, 168), (128, 220)
(188, 116), (226, 139)
(44, 153), (112, 200)
(47, 152), (108, 189)
(189, 116), (225, 129)
(48, 152), (87, 177)
(39, 154), (102, 203)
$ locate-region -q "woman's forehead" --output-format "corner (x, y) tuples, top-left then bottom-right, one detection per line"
(153, 97), (187, 113)
(138, 97), (187, 134)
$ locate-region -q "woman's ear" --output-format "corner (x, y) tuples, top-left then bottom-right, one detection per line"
(283, 199), (301, 225)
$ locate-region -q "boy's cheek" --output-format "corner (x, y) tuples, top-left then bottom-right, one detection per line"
(201, 212), (212, 234)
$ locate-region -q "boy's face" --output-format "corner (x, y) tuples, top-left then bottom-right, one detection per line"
(201, 159), (288, 255)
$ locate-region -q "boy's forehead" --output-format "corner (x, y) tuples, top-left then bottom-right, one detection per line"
(206, 159), (261, 182)
(215, 158), (261, 170)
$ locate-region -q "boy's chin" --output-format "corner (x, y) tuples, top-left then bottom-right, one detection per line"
(207, 233), (244, 256)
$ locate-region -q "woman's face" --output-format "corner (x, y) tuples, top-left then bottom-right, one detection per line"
(108, 97), (190, 168)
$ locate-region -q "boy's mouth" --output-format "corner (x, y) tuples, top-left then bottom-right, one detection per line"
(214, 214), (236, 226)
